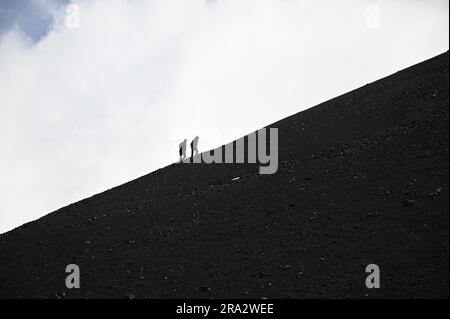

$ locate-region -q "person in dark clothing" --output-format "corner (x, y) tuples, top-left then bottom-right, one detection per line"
(179, 139), (187, 162)
(190, 136), (199, 158)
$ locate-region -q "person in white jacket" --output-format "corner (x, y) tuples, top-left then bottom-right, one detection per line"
(190, 136), (199, 158)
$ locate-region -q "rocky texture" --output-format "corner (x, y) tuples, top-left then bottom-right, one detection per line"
(0, 52), (448, 298)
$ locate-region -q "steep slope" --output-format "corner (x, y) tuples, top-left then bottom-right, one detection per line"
(0, 52), (448, 298)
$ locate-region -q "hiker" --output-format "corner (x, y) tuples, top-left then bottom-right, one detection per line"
(179, 138), (187, 162)
(190, 136), (199, 157)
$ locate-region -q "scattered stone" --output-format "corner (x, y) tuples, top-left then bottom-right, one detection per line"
(279, 265), (292, 270)
(407, 179), (417, 186)
(403, 199), (415, 206)
(199, 286), (212, 293)
(430, 187), (444, 197)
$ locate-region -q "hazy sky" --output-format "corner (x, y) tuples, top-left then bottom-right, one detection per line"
(0, 0), (448, 234)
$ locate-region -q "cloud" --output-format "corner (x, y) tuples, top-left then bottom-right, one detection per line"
(0, 0), (448, 233)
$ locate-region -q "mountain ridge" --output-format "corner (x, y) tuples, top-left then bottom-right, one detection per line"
(0, 52), (448, 298)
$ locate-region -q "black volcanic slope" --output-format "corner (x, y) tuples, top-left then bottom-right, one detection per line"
(0, 53), (448, 299)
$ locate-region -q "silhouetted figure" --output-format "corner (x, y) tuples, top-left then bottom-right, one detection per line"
(179, 139), (187, 162)
(190, 136), (199, 158)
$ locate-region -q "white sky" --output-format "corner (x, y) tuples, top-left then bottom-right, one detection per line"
(0, 0), (448, 234)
